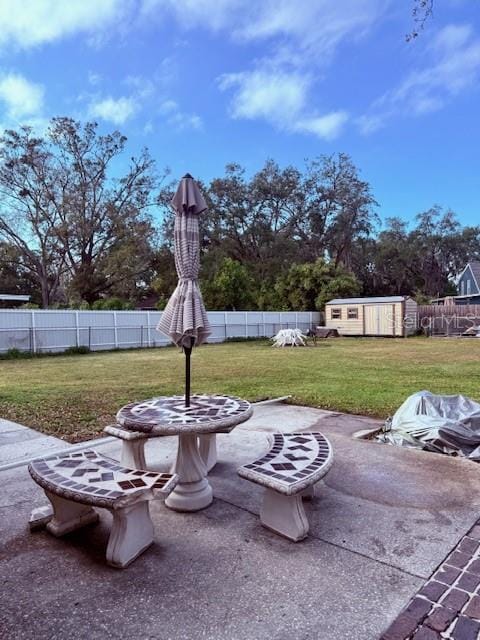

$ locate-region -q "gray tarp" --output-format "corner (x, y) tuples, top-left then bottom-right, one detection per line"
(380, 391), (480, 460)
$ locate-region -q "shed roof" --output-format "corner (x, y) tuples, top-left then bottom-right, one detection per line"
(326, 296), (412, 305)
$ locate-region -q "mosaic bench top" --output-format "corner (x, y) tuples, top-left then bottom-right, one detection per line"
(238, 432), (333, 496)
(116, 394), (253, 436)
(28, 450), (178, 510)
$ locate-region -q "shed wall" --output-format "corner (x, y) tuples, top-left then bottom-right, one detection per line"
(326, 304), (364, 335)
(326, 299), (417, 336)
(404, 298), (418, 335)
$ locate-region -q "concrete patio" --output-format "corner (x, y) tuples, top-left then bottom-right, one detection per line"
(2, 403), (480, 639)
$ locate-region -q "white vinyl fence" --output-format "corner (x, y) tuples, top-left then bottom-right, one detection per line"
(0, 310), (321, 354)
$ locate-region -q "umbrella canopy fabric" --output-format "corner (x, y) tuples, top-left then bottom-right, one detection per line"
(157, 175), (211, 348)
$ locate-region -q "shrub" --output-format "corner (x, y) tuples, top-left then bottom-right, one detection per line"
(64, 346), (91, 355)
(1, 347), (32, 359)
(91, 297), (133, 310)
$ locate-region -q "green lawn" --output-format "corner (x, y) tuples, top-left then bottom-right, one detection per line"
(1, 337), (480, 442)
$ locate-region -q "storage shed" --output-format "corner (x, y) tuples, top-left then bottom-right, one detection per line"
(325, 296), (417, 337)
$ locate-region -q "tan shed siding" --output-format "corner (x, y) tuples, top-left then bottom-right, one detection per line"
(326, 298), (417, 336)
(378, 305), (394, 335)
(404, 298), (418, 335)
(326, 304), (364, 335)
(394, 303), (404, 336)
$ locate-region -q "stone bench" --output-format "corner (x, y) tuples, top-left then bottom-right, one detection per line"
(28, 449), (178, 568)
(103, 424), (218, 472)
(238, 432), (333, 541)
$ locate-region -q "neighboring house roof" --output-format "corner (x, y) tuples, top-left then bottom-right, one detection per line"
(469, 261), (480, 290)
(0, 294), (30, 301)
(457, 261), (480, 291)
(326, 296), (411, 305)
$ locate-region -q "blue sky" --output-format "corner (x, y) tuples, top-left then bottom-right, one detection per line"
(0, 0), (479, 227)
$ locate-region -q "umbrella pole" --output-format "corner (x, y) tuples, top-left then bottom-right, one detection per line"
(184, 337), (195, 407)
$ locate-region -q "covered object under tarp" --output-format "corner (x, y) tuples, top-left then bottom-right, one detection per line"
(381, 391), (480, 460)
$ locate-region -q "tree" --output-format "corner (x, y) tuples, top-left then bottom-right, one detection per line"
(297, 154), (378, 270)
(202, 257), (254, 311)
(159, 156), (378, 308)
(365, 218), (417, 295)
(353, 208), (480, 300)
(0, 242), (39, 304)
(409, 207), (480, 298)
(0, 118), (160, 306)
(274, 258), (361, 311)
(407, 1), (434, 41)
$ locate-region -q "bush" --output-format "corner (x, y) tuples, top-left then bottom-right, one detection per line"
(64, 346), (91, 355)
(0, 347), (32, 359)
(91, 297), (134, 310)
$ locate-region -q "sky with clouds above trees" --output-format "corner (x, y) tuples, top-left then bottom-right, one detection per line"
(0, 0), (479, 224)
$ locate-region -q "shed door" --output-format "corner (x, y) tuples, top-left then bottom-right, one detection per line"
(364, 305), (378, 334)
(378, 305), (396, 336)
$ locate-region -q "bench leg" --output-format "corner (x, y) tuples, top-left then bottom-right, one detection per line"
(120, 439), (147, 469)
(44, 490), (99, 536)
(198, 434), (217, 472)
(301, 485), (315, 500)
(260, 489), (309, 542)
(106, 501), (154, 568)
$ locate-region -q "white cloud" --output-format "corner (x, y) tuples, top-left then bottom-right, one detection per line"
(219, 70), (309, 123)
(146, 0), (386, 58)
(142, 0), (245, 31)
(143, 121), (154, 134)
(360, 23), (480, 132)
(158, 99), (202, 130)
(159, 99), (178, 115)
(297, 112), (349, 140)
(89, 96), (138, 125)
(0, 0), (129, 51)
(236, 0), (386, 60)
(432, 24), (472, 54)
(219, 69), (347, 140)
(0, 73), (44, 119)
(88, 71), (102, 86)
(143, 0), (386, 139)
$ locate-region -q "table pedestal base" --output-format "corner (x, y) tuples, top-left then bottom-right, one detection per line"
(165, 433), (213, 512)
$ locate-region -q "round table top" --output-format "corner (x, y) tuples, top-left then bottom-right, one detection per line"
(116, 394), (253, 436)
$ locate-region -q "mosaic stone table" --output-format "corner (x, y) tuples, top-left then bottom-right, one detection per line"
(116, 394), (253, 511)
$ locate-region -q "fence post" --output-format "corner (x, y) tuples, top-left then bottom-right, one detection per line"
(140, 325), (144, 348)
(75, 311), (80, 347)
(224, 311), (227, 343)
(245, 311), (248, 338)
(113, 311), (118, 348)
(295, 311), (298, 329)
(88, 326), (92, 350)
(31, 310), (37, 354)
(147, 312), (151, 347)
(263, 312), (266, 338)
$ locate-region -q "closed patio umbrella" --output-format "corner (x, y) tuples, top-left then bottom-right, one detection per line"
(157, 174), (211, 406)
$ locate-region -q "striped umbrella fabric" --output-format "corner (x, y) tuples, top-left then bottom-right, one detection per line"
(157, 174), (211, 348)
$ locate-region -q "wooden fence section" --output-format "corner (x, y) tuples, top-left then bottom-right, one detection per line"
(418, 304), (480, 336)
